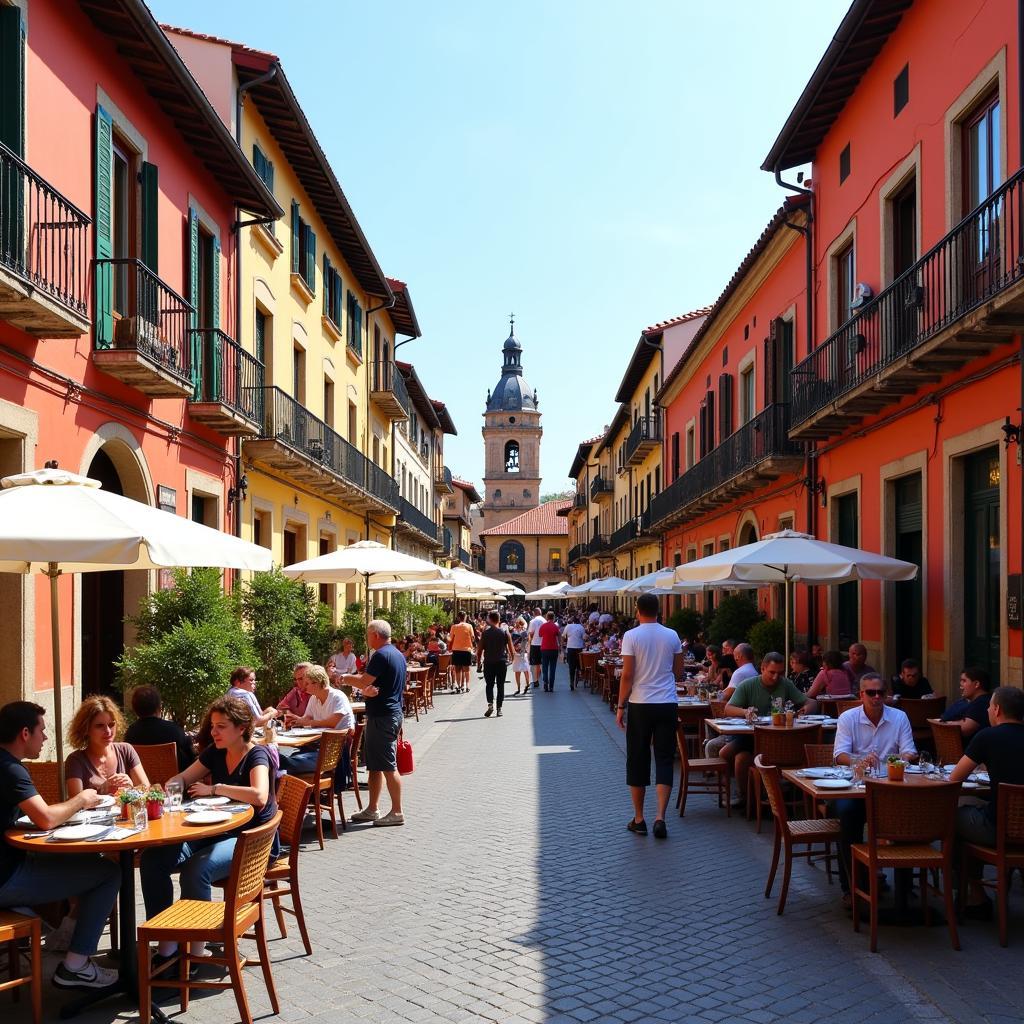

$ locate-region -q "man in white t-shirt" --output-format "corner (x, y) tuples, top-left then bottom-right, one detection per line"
(527, 608), (546, 690)
(563, 618), (586, 690)
(279, 664), (354, 774)
(722, 643), (757, 700)
(616, 593), (684, 840)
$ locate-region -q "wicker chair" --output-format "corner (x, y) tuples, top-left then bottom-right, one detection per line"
(929, 720), (964, 766)
(748, 726), (821, 832)
(803, 743), (836, 768)
(138, 811), (282, 1024)
(345, 722), (364, 815)
(677, 705), (711, 759)
(436, 652), (452, 691)
(675, 723), (730, 817)
(833, 698), (862, 716)
(756, 756), (840, 914)
(293, 730), (346, 849)
(898, 696), (946, 747)
(960, 782), (1024, 946)
(579, 651), (599, 691)
(23, 761), (59, 804)
(851, 779), (961, 953)
(0, 911), (41, 1024)
(265, 776), (314, 955)
(131, 742), (179, 785)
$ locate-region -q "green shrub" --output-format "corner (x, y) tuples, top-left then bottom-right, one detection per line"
(665, 606), (703, 642)
(240, 569), (311, 705)
(335, 602), (367, 654)
(748, 618), (786, 663)
(706, 593), (762, 646)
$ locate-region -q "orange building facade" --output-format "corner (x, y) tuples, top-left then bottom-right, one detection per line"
(656, 0), (1023, 692)
(0, 0), (278, 726)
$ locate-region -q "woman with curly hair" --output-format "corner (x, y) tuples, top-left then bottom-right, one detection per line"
(64, 695), (149, 797)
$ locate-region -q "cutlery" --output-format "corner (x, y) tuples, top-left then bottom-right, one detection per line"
(23, 830), (54, 839)
(88, 826), (117, 842)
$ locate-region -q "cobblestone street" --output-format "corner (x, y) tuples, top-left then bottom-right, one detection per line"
(38, 661), (1024, 1024)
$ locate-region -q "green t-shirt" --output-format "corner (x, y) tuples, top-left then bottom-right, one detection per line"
(728, 675), (808, 715)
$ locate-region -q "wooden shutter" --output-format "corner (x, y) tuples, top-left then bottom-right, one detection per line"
(187, 208), (200, 398)
(290, 201), (300, 275)
(210, 234), (221, 397)
(764, 318), (784, 407)
(706, 390), (715, 451)
(304, 227), (316, 293)
(698, 399), (707, 459)
(323, 254), (330, 317)
(354, 298), (363, 357)
(718, 373), (733, 440)
(94, 105), (114, 348)
(332, 271), (343, 328)
(0, 6), (25, 156)
(671, 432), (680, 480)
(140, 161), (159, 273)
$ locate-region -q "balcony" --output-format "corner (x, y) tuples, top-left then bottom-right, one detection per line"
(397, 497), (441, 546)
(590, 476), (613, 503)
(458, 546), (471, 566)
(568, 543), (587, 566)
(370, 360), (410, 421)
(548, 559), (564, 572)
(243, 387), (399, 515)
(587, 534), (611, 557)
(435, 464), (454, 494)
(188, 329), (264, 435)
(92, 259), (193, 397)
(621, 416), (661, 467)
(442, 526), (455, 558)
(649, 404), (804, 529)
(0, 142), (91, 338)
(790, 166), (1024, 439)
(610, 510), (659, 552)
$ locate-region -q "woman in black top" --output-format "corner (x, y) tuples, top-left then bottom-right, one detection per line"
(788, 650), (816, 693)
(477, 610), (516, 718)
(140, 696), (277, 961)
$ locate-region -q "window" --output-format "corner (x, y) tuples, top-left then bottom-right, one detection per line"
(964, 91), (1000, 210)
(323, 378), (334, 428)
(685, 425), (695, 469)
(499, 541), (525, 573)
(671, 432), (680, 480)
(255, 308), (267, 365)
(718, 373), (733, 440)
(322, 256), (343, 330)
(346, 291), (363, 356)
(252, 145), (275, 234)
(253, 509), (271, 549)
(493, 489), (501, 499)
(839, 142), (851, 184)
(522, 489), (530, 498)
(504, 440), (520, 473)
(549, 549), (562, 571)
(834, 241), (855, 327)
(190, 493), (215, 528)
(740, 365), (755, 423)
(894, 64), (909, 117)
(348, 401), (357, 444)
(293, 345), (305, 402)
(290, 203), (316, 294)
(890, 177), (917, 279)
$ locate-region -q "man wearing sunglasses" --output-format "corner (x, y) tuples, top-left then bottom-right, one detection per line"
(831, 672), (917, 907)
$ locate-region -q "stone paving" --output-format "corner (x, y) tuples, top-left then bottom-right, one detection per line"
(29, 660), (1024, 1024)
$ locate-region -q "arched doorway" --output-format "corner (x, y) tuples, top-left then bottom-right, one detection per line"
(738, 521), (758, 547)
(80, 443), (149, 698)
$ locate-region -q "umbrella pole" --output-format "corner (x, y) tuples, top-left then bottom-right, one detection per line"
(784, 577), (791, 669)
(47, 563), (66, 799)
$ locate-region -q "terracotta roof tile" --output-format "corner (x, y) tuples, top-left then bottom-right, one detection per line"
(643, 308), (712, 336)
(480, 500), (571, 537)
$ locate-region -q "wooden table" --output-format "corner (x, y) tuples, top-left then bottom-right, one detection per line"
(7, 805), (252, 1020)
(781, 767), (988, 801)
(704, 717), (837, 736)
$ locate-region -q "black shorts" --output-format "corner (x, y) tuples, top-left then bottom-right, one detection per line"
(625, 702), (678, 788)
(364, 711), (404, 772)
(451, 650), (473, 667)
(529, 646), (543, 666)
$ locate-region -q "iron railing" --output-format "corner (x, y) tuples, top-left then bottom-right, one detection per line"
(611, 510), (657, 550)
(573, 490), (587, 510)
(568, 543), (586, 565)
(0, 141), (90, 316)
(621, 415), (661, 466)
(192, 329), (264, 422)
(399, 497), (439, 542)
(587, 534), (611, 556)
(458, 546), (471, 566)
(590, 476), (613, 501)
(436, 464), (453, 489)
(442, 526), (455, 557)
(649, 404), (802, 526)
(791, 165), (1024, 425)
(371, 359), (411, 413)
(365, 458), (400, 510)
(94, 258), (192, 383)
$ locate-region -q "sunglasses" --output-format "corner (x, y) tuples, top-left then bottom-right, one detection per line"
(861, 689), (886, 697)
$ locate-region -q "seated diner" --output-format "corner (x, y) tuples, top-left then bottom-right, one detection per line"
(65, 694), (150, 797)
(124, 684), (195, 772)
(889, 658), (934, 699)
(940, 666), (993, 738)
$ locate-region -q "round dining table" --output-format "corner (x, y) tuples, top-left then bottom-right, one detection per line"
(7, 804), (253, 1021)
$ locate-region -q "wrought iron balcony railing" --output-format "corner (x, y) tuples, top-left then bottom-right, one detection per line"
(590, 476), (613, 501)
(790, 165), (1024, 428)
(587, 534), (611, 556)
(568, 543), (586, 565)
(442, 526), (455, 557)
(621, 415), (661, 467)
(370, 359), (410, 418)
(0, 141), (91, 327)
(399, 497), (439, 542)
(649, 404), (802, 526)
(191, 328), (264, 425)
(573, 490), (588, 510)
(458, 546), (471, 566)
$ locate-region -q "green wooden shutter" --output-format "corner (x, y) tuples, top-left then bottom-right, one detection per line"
(187, 208), (201, 398)
(140, 162), (159, 273)
(210, 235), (221, 398)
(305, 228), (316, 293)
(332, 271), (343, 328)
(94, 106), (115, 349)
(354, 299), (363, 357)
(323, 254), (330, 317)
(0, 5), (25, 156)
(290, 200), (300, 275)
(346, 290), (354, 348)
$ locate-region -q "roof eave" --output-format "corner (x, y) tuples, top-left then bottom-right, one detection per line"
(613, 333), (660, 404)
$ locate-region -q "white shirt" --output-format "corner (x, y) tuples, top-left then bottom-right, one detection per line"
(327, 652), (358, 678)
(598, 612), (613, 627)
(306, 687), (355, 732)
(621, 622), (682, 704)
(564, 623), (586, 650)
(833, 704), (916, 762)
(729, 662), (758, 688)
(588, 611), (600, 625)
(227, 686), (263, 721)
(528, 615), (546, 646)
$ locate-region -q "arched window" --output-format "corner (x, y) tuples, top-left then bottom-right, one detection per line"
(493, 489), (502, 499)
(499, 540), (525, 573)
(504, 440), (520, 473)
(522, 489), (530, 498)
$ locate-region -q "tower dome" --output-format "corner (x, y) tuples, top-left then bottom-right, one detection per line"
(486, 322), (537, 413)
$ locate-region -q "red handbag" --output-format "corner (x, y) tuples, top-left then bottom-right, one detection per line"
(396, 732), (415, 775)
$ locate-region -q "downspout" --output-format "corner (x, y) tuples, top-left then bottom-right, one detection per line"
(364, 293), (398, 544)
(775, 167), (817, 644)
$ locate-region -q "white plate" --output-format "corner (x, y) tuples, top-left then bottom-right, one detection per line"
(904, 765), (924, 773)
(971, 773), (990, 784)
(800, 767), (840, 779)
(52, 823), (110, 841)
(814, 779), (854, 790)
(183, 811), (233, 826)
(962, 781), (981, 790)
(15, 809), (111, 827)
(285, 727), (323, 737)
(93, 795), (116, 808)
(194, 796), (230, 807)
(943, 764), (958, 773)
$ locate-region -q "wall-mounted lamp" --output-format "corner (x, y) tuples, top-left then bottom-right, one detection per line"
(293, 494), (299, 507)
(805, 476), (827, 508)
(227, 474), (248, 506)
(1001, 411), (1022, 448)
(325, 510), (332, 522)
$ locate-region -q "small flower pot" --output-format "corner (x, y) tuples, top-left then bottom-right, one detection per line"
(887, 763), (905, 782)
(771, 713), (785, 726)
(146, 800), (164, 821)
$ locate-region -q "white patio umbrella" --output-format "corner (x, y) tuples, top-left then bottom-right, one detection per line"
(0, 468), (275, 790)
(620, 569), (676, 593)
(524, 581), (570, 600)
(673, 529), (918, 662)
(563, 578), (601, 598)
(369, 567), (515, 597)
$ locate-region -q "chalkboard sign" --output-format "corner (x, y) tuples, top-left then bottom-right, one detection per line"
(1008, 574), (1022, 629)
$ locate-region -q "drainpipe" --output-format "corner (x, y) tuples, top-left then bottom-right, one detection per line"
(1019, 0), (1024, 655)
(364, 294), (398, 545)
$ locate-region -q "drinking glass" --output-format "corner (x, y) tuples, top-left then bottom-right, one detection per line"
(919, 751), (933, 776)
(165, 780), (183, 814)
(852, 758), (866, 786)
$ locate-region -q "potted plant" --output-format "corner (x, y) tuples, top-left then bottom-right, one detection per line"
(117, 787), (145, 821)
(771, 696), (785, 727)
(144, 787), (166, 821)
(886, 755), (906, 782)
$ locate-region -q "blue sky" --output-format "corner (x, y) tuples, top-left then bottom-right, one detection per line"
(152, 0), (846, 494)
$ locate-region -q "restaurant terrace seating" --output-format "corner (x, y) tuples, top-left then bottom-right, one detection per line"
(675, 723), (730, 818)
(293, 730), (346, 848)
(0, 910), (41, 1024)
(22, 761), (59, 804)
(264, 775), (314, 955)
(898, 696), (947, 747)
(131, 742), (179, 785)
(929, 720), (965, 766)
(748, 725), (822, 832)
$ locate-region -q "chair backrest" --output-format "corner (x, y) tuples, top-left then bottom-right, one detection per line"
(580, 652), (598, 670)
(437, 653), (452, 672)
(753, 755), (790, 825)
(899, 696), (946, 728)
(753, 725), (821, 767)
(803, 743), (835, 768)
(929, 720), (964, 764)
(997, 782), (1024, 852)
(864, 778), (960, 847)
(676, 705), (710, 729)
(674, 723), (692, 770)
(224, 811), (283, 916)
(349, 722), (364, 770)
(24, 761), (60, 804)
(276, 774), (312, 852)
(834, 699), (862, 716)
(131, 742), (179, 785)
(315, 730), (346, 777)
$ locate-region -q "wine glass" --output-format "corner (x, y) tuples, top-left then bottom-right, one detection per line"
(165, 780), (183, 814)
(919, 751), (933, 777)
(852, 758), (866, 786)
